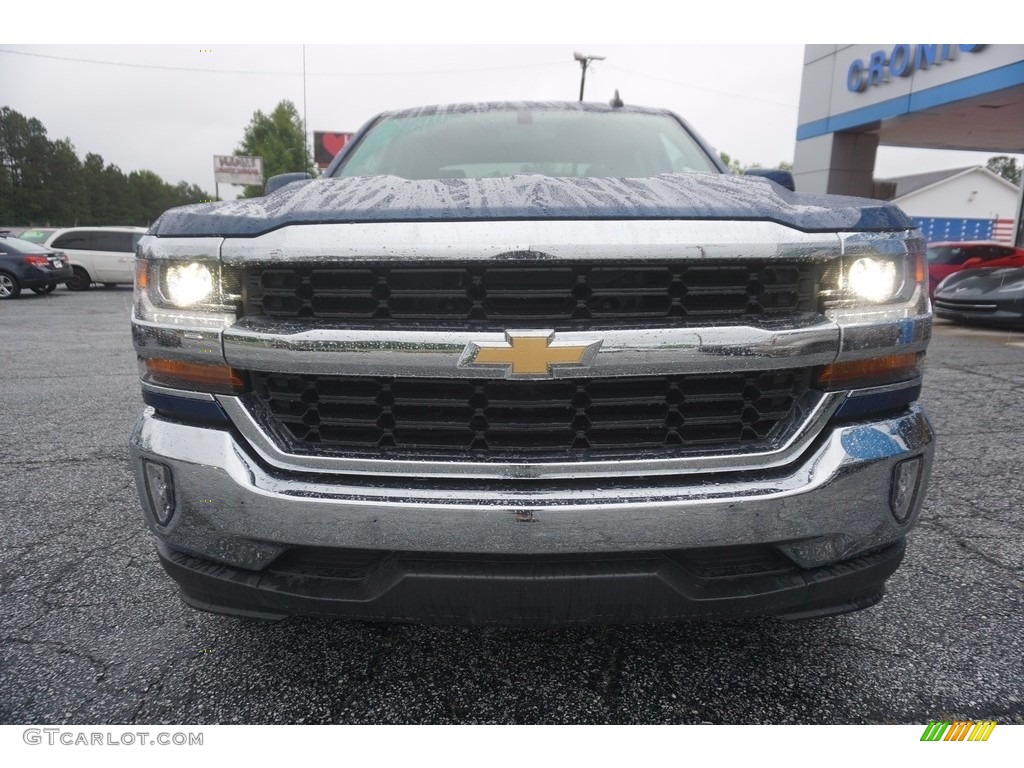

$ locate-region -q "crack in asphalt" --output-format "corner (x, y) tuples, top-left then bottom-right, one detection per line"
(0, 532), (141, 616)
(1, 636), (116, 675)
(936, 362), (1024, 388)
(915, 519), (1024, 588)
(125, 645), (211, 725)
(0, 453), (131, 469)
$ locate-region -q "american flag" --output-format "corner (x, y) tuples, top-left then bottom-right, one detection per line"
(912, 216), (1017, 244)
(992, 217), (1015, 243)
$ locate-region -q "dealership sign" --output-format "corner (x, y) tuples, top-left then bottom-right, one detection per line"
(847, 45), (984, 93)
(213, 155), (264, 185)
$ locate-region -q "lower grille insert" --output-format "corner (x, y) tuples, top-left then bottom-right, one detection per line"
(250, 369), (815, 458)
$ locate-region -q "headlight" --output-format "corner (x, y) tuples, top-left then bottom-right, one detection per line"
(134, 255), (239, 326)
(823, 231), (926, 308)
(152, 259), (233, 311)
(132, 237), (243, 392)
(848, 256), (899, 302)
(164, 262), (214, 307)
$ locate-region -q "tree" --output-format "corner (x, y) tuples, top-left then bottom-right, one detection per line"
(167, 181), (212, 210)
(129, 169), (171, 226)
(81, 153), (114, 224)
(719, 151), (792, 175)
(986, 156), (1021, 186)
(46, 139), (87, 225)
(234, 100), (313, 198)
(719, 151), (744, 174)
(0, 106), (214, 226)
(0, 107), (52, 222)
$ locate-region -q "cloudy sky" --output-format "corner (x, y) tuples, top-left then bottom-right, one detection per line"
(2, 7), (1017, 200)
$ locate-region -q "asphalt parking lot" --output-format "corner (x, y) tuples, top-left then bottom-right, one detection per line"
(1, 288), (1022, 725)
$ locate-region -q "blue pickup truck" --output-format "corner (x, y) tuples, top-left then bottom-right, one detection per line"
(129, 101), (934, 625)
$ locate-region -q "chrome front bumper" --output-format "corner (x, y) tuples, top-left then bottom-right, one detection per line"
(129, 404), (934, 572)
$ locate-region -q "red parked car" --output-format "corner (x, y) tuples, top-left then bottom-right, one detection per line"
(926, 241), (1024, 298)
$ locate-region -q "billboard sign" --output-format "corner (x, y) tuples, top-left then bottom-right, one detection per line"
(214, 155), (263, 186)
(314, 131), (354, 169)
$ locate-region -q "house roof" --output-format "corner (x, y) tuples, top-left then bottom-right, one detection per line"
(874, 165), (1019, 202)
(874, 166), (978, 200)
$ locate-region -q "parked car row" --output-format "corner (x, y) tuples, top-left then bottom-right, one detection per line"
(926, 241), (1024, 298)
(2, 226), (146, 298)
(927, 241), (1024, 329)
(0, 232), (73, 298)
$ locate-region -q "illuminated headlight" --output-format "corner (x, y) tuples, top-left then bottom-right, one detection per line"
(848, 257), (899, 303)
(133, 254), (238, 329)
(164, 262), (214, 306)
(822, 232), (926, 309)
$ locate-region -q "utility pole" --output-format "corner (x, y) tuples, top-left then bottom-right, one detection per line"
(302, 44), (309, 175)
(1015, 179), (1024, 248)
(573, 51), (606, 102)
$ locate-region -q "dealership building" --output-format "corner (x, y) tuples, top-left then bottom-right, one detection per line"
(793, 45), (1024, 246)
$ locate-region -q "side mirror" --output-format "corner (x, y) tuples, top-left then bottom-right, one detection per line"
(963, 257), (983, 268)
(744, 168), (796, 192)
(265, 172), (312, 195)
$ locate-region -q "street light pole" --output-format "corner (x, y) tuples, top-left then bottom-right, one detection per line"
(573, 51), (606, 102)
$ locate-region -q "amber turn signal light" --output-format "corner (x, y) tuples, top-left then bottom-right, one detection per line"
(914, 250), (926, 283)
(135, 260), (148, 289)
(144, 358), (243, 392)
(817, 353), (922, 388)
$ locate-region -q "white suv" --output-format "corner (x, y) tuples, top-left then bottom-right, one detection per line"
(40, 226), (147, 290)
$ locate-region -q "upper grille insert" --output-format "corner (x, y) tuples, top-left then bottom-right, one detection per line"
(244, 261), (820, 326)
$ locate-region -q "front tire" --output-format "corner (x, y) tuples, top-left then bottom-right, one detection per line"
(66, 266), (92, 291)
(0, 272), (21, 299)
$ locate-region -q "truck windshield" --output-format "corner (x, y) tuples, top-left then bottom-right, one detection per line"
(333, 107), (720, 180)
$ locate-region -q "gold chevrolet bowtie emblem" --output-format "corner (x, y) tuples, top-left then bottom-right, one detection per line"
(460, 330), (602, 377)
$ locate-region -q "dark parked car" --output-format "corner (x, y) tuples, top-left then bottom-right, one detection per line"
(0, 232), (73, 299)
(933, 267), (1024, 329)
(926, 241), (1024, 299)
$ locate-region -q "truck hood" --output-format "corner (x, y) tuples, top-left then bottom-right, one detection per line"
(150, 173), (914, 238)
